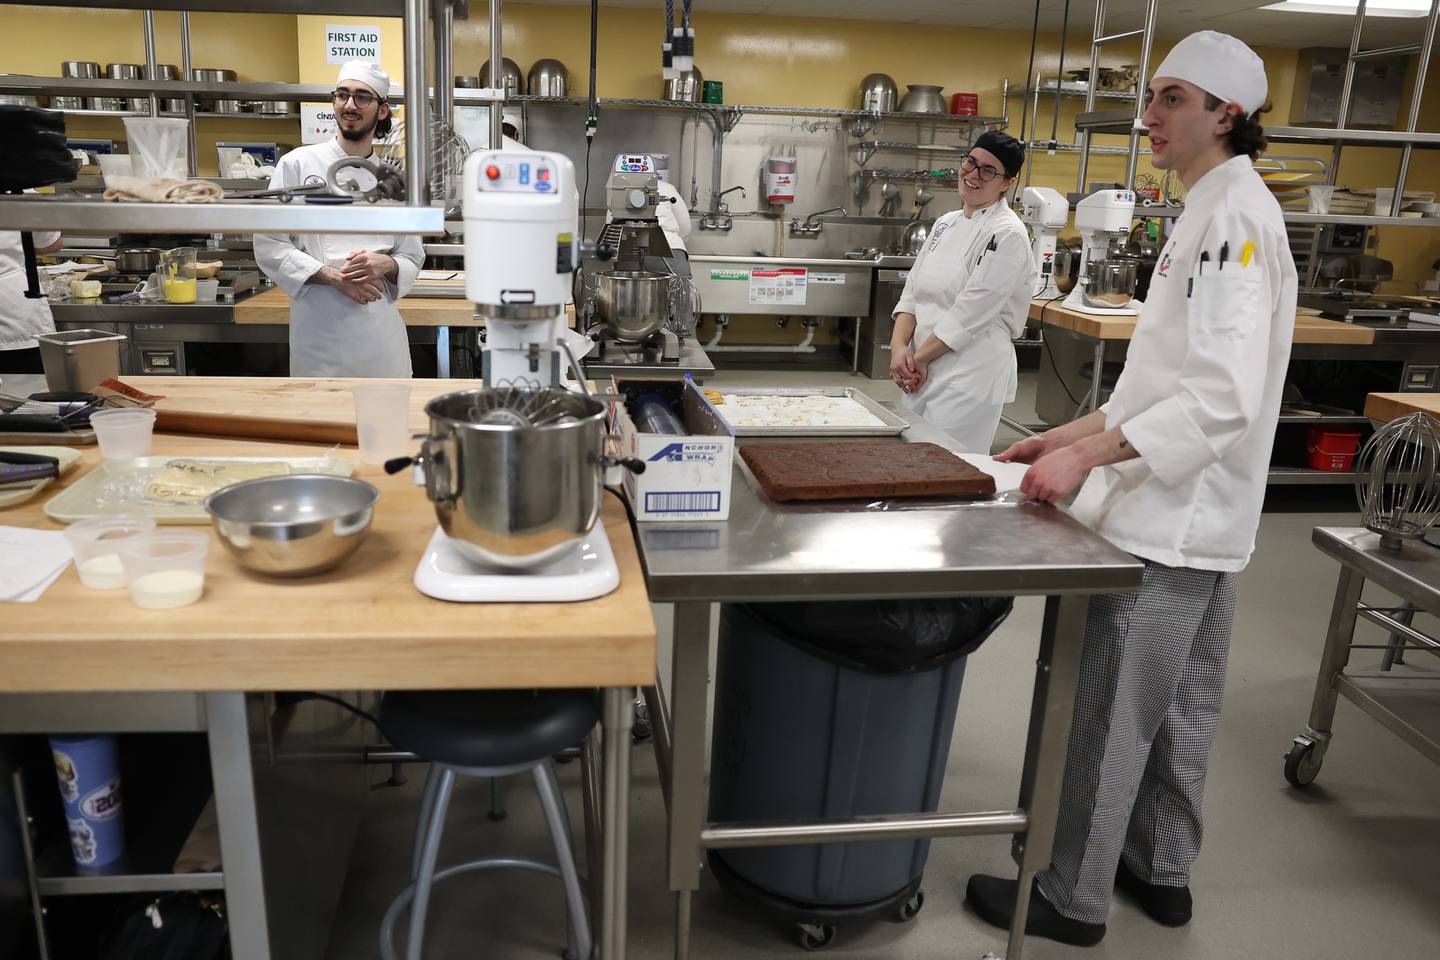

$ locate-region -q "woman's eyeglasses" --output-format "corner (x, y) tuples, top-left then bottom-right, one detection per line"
(960, 155), (1003, 182)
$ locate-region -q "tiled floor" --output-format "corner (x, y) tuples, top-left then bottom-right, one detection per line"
(326, 369), (1440, 960)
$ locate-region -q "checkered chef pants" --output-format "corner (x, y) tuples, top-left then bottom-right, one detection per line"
(1034, 560), (1237, 925)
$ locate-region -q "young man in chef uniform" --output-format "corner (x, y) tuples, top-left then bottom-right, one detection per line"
(255, 62), (424, 377)
(970, 32), (1297, 946)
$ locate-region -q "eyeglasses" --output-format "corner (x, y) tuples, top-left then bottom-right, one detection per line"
(331, 89), (377, 108)
(960, 154), (1004, 183)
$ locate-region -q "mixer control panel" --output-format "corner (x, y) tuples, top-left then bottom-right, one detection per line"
(476, 152), (558, 193)
(614, 153), (656, 173)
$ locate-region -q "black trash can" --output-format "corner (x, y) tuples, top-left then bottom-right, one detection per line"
(708, 596), (1014, 949)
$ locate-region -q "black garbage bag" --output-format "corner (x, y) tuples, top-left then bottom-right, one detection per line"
(741, 596), (1014, 675)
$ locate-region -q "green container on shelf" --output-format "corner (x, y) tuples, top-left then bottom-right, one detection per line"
(702, 80), (724, 104)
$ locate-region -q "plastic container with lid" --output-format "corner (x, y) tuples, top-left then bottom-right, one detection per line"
(118, 530), (209, 609)
(89, 408), (156, 459)
(63, 515), (157, 589)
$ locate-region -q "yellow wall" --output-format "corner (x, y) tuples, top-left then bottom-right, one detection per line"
(0, 6), (299, 176)
(4, 2), (1439, 284)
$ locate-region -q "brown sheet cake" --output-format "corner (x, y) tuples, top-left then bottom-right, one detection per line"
(740, 441), (997, 502)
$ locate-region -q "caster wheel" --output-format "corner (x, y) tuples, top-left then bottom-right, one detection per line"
(1284, 740), (1322, 787)
(894, 889), (924, 922)
(797, 923), (836, 951)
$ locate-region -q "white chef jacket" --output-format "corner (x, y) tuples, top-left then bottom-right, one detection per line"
(892, 198), (1032, 452)
(655, 180), (692, 255)
(253, 139), (424, 378)
(0, 230), (61, 352)
(1068, 155), (1297, 572)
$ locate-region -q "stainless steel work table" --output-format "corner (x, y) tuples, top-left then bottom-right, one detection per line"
(633, 418), (1145, 960)
(1286, 528), (1440, 788)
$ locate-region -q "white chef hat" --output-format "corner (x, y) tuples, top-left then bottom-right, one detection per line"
(1152, 31), (1268, 117)
(336, 61), (391, 100)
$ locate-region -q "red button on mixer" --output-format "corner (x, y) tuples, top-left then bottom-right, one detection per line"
(485, 165), (501, 181)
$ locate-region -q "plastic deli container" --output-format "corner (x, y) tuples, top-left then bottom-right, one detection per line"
(1306, 427), (1363, 472)
(117, 530), (209, 609)
(89, 408), (156, 459)
(63, 515), (158, 589)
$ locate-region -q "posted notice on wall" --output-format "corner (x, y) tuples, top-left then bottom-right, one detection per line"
(325, 24), (382, 64)
(749, 267), (808, 306)
(301, 104), (338, 144)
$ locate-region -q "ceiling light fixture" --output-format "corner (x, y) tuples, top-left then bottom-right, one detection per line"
(1262, 0), (1432, 17)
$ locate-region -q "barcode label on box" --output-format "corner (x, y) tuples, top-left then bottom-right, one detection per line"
(644, 491), (722, 514)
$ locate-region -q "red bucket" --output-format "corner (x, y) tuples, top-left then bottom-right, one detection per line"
(1306, 427), (1363, 472)
(950, 92), (978, 116)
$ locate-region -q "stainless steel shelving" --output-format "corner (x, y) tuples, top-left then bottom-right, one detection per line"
(1284, 212), (1440, 228)
(0, 195), (444, 235)
(16, 0), (468, 16)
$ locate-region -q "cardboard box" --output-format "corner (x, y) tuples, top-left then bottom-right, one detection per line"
(610, 378), (733, 521)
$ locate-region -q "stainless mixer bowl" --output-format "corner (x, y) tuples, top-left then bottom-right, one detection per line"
(858, 73), (897, 112)
(418, 388), (609, 569)
(205, 474), (379, 577)
(1080, 258), (1138, 309)
(595, 270), (671, 342)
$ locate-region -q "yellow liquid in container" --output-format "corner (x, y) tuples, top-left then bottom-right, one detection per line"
(162, 276), (197, 303)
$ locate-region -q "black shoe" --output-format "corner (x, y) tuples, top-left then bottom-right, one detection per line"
(964, 874), (1106, 947)
(1115, 859), (1192, 927)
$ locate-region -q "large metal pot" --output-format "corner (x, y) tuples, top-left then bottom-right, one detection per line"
(858, 73), (897, 113)
(1080, 258), (1138, 309)
(664, 66), (703, 102)
(479, 57), (523, 97)
(192, 68), (238, 112)
(897, 84), (947, 114)
(594, 271), (670, 342)
(61, 60), (100, 110)
(117, 247), (161, 273)
(527, 58), (569, 97)
(415, 388), (609, 569)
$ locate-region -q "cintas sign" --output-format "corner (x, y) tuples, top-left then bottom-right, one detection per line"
(326, 24), (382, 64)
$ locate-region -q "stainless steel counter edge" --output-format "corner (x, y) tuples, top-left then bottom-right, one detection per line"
(689, 255), (887, 269)
(1312, 526), (1440, 609)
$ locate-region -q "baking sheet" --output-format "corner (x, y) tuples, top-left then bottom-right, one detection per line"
(43, 455), (355, 525)
(699, 386), (909, 437)
(0, 447), (83, 509)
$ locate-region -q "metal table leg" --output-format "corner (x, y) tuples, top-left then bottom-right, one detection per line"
(1380, 601), (1416, 670)
(1086, 340), (1105, 416)
(1001, 593), (1090, 960)
(601, 687), (634, 960)
(666, 602), (714, 960)
(206, 692), (272, 960)
(852, 317), (862, 374)
(1292, 565), (1367, 773)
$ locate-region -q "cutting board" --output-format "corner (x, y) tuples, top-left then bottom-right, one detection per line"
(740, 440), (997, 502)
(123, 376), (470, 446)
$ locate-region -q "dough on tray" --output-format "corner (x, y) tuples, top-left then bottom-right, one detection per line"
(144, 459), (291, 504)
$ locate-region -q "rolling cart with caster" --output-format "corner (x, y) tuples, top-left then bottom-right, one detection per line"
(1286, 528), (1440, 789)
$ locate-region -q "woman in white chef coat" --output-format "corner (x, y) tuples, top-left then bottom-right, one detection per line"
(970, 33), (1296, 948)
(254, 62), (423, 378)
(0, 229), (63, 373)
(889, 130), (1032, 453)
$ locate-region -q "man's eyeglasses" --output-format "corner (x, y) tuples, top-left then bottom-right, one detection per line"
(331, 89), (378, 108)
(960, 154), (1004, 182)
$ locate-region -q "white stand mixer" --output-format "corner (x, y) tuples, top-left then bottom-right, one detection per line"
(413, 148), (622, 603)
(1063, 189), (1143, 316)
(1020, 186), (1069, 300)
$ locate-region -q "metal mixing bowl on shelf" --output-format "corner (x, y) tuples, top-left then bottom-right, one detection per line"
(205, 474), (380, 577)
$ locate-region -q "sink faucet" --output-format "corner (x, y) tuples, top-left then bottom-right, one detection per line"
(791, 206), (848, 237)
(700, 185), (747, 231)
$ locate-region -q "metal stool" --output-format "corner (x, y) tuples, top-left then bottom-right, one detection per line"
(377, 689), (599, 960)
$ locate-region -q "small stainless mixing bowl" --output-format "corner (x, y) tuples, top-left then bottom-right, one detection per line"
(205, 474), (380, 577)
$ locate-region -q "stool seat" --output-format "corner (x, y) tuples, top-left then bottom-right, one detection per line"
(381, 689), (599, 769)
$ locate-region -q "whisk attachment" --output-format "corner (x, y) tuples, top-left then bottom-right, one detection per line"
(463, 386), (584, 428)
(1355, 411), (1440, 549)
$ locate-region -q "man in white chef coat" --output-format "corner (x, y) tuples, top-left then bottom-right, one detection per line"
(0, 229), (63, 373)
(254, 62), (424, 377)
(970, 32), (1297, 946)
